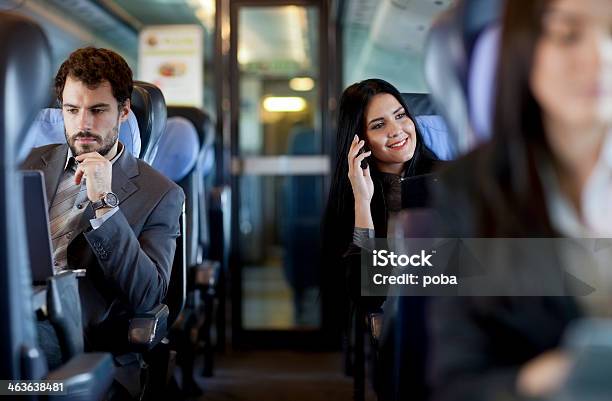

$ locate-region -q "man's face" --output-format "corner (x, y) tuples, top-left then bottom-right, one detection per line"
(61, 75), (130, 157)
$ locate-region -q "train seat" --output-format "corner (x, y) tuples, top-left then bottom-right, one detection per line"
(168, 105), (228, 361)
(152, 116), (210, 395)
(401, 93), (456, 160)
(131, 80), (167, 164)
(152, 116), (200, 326)
(283, 127), (322, 326)
(423, 0), (504, 155)
(152, 117), (200, 182)
(416, 116), (455, 161)
(0, 10), (116, 400)
(468, 24), (501, 140)
(167, 106), (216, 264)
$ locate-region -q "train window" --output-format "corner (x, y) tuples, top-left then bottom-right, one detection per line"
(342, 0), (452, 91)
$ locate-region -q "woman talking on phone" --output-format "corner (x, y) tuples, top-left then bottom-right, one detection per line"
(322, 78), (439, 309)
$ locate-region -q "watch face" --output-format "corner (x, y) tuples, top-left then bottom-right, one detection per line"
(105, 192), (119, 207)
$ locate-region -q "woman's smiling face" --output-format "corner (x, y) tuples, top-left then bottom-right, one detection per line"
(364, 93), (418, 174)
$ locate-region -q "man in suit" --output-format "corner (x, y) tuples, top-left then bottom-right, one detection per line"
(22, 47), (184, 399)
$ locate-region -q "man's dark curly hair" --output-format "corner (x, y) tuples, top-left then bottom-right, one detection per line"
(55, 47), (133, 105)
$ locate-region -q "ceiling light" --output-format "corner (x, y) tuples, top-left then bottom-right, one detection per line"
(263, 97), (307, 112)
(289, 77), (315, 91)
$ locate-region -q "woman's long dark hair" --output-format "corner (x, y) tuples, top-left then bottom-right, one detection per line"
(322, 79), (438, 261)
(476, 0), (556, 235)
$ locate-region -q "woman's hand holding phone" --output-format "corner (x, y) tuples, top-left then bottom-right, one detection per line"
(348, 135), (374, 211)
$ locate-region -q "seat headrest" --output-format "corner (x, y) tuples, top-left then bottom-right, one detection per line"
(167, 105), (216, 176)
(0, 12), (52, 163)
(462, 0), (504, 53)
(152, 117), (200, 182)
(415, 115), (455, 160)
(24, 108), (141, 157)
(400, 93), (438, 116)
(131, 81), (167, 164)
(423, 1), (504, 155)
(167, 106), (214, 149)
(424, 7), (475, 155)
(468, 24), (501, 141)
(399, 94), (456, 159)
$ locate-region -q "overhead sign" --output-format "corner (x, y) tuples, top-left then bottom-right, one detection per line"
(138, 25), (203, 107)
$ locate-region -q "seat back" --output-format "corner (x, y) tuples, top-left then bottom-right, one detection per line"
(401, 93), (456, 160)
(24, 107), (142, 157)
(282, 128), (321, 297)
(424, 4), (474, 154)
(424, 0), (504, 154)
(167, 106), (216, 259)
(151, 116), (201, 326)
(0, 11), (52, 380)
(46, 271), (84, 361)
(131, 81), (167, 164)
(468, 24), (501, 140)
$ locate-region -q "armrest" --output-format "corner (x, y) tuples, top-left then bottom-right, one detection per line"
(209, 185), (230, 211)
(190, 260), (220, 290)
(32, 285), (47, 312)
(46, 352), (115, 401)
(367, 312), (384, 345)
(128, 304), (169, 352)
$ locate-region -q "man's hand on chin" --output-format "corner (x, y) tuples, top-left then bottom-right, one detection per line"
(75, 151), (113, 203)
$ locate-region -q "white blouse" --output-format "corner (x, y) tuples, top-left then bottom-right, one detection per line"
(541, 131), (612, 316)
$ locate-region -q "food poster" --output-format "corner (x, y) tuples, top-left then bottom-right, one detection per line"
(138, 25), (203, 107)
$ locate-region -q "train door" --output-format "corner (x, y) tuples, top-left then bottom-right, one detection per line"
(228, 0), (334, 347)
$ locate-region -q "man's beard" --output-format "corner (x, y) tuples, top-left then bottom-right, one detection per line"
(66, 125), (119, 157)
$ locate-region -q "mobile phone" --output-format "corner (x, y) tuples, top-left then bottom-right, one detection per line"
(358, 142), (370, 169)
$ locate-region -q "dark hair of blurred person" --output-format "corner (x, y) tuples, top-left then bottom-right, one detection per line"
(456, 0), (612, 236)
(429, 1), (612, 400)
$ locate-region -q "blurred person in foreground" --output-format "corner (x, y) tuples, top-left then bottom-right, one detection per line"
(428, 0), (612, 400)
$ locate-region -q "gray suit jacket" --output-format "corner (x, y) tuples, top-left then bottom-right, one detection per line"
(22, 143), (184, 354)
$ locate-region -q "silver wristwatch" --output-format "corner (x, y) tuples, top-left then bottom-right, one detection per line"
(91, 192), (119, 211)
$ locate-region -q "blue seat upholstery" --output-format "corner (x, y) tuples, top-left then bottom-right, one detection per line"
(400, 93), (456, 160)
(424, 0), (504, 154)
(24, 107), (141, 157)
(283, 127), (322, 325)
(152, 117), (199, 182)
(167, 106), (224, 382)
(416, 115), (455, 161)
(151, 116), (207, 393)
(153, 116), (200, 271)
(468, 24), (501, 140)
(145, 116), (198, 334)
(167, 106), (216, 259)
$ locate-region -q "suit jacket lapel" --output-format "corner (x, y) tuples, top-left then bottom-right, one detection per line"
(111, 148), (139, 205)
(40, 145), (69, 209)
